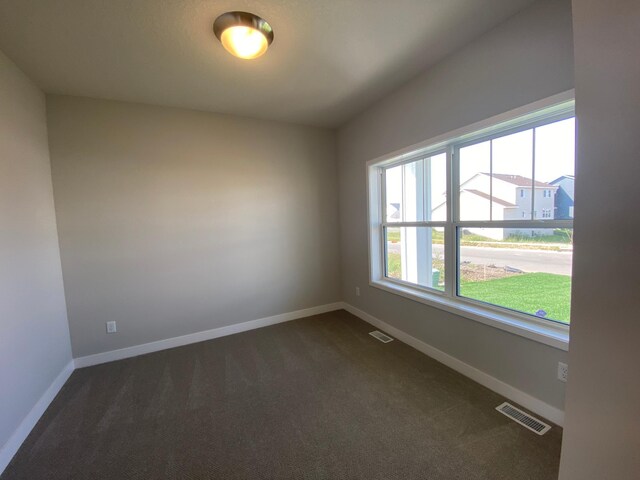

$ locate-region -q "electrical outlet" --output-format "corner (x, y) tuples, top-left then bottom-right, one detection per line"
(106, 321), (117, 334)
(557, 362), (568, 382)
(355, 286), (360, 296)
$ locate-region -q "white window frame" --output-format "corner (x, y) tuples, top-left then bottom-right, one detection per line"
(367, 91), (574, 350)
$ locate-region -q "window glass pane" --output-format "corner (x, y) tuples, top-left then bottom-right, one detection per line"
(386, 154), (446, 223)
(458, 228), (573, 324)
(427, 153), (447, 221)
(459, 141), (491, 220)
(492, 129), (534, 220)
(385, 164), (404, 222)
(534, 118), (576, 219)
(385, 159), (424, 222)
(385, 226), (444, 291)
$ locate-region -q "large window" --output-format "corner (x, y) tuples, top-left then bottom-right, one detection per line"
(368, 96), (575, 347)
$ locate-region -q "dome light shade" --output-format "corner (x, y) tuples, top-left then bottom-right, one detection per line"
(213, 12), (274, 60)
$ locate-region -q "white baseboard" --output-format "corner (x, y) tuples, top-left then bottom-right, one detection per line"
(74, 302), (344, 368)
(341, 302), (565, 426)
(0, 359), (75, 475)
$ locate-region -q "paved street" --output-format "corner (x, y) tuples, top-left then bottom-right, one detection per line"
(455, 245), (572, 275)
(388, 243), (572, 275)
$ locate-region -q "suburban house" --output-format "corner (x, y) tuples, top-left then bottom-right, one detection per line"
(387, 202), (401, 221)
(551, 175), (575, 219)
(432, 173), (557, 239)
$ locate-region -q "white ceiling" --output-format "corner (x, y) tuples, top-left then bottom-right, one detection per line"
(0, 0), (535, 127)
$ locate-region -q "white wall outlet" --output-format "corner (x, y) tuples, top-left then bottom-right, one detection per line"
(106, 321), (117, 334)
(355, 286), (360, 296)
(557, 362), (568, 382)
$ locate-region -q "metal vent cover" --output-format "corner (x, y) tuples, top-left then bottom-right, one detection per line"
(369, 330), (394, 343)
(496, 402), (551, 435)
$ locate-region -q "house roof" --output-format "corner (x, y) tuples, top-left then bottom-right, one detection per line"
(387, 203), (401, 220)
(462, 189), (516, 207)
(550, 175), (575, 184)
(480, 173), (553, 188)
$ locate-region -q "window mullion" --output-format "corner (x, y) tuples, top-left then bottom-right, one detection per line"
(381, 167), (387, 223)
(382, 222), (446, 228)
(489, 139), (493, 221)
(380, 169), (387, 279)
(531, 127), (536, 219)
(444, 145), (456, 298)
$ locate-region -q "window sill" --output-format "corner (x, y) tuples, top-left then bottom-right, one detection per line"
(370, 278), (569, 351)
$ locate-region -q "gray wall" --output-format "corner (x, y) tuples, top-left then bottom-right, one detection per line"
(46, 96), (341, 358)
(559, 1), (640, 478)
(0, 52), (72, 451)
(337, 0), (573, 411)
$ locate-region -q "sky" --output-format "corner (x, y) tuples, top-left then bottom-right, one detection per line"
(386, 117), (575, 211)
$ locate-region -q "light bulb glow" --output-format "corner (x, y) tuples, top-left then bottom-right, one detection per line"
(220, 26), (269, 59)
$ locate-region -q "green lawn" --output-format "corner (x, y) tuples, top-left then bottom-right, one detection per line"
(387, 252), (402, 278)
(460, 273), (571, 323)
(386, 246), (571, 323)
(386, 252), (445, 290)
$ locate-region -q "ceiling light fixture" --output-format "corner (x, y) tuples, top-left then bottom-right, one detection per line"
(213, 11), (274, 60)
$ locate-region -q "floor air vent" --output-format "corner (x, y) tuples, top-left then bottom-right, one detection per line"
(369, 330), (394, 343)
(496, 402), (551, 435)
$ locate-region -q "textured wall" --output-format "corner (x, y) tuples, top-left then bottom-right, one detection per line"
(337, 0), (574, 412)
(0, 51), (72, 452)
(559, 0), (640, 478)
(47, 96), (341, 358)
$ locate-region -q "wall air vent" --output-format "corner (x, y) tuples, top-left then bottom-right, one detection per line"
(496, 402), (551, 435)
(369, 330), (394, 343)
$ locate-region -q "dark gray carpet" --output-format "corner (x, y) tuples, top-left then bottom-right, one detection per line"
(1, 310), (562, 479)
